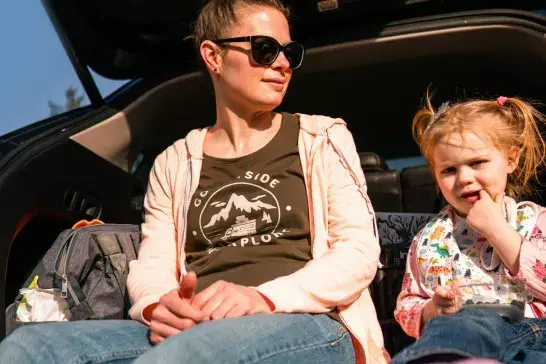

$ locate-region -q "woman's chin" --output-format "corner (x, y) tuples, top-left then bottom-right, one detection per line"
(250, 95), (284, 110)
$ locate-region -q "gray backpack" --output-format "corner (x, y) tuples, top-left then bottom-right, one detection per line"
(5, 224), (141, 335)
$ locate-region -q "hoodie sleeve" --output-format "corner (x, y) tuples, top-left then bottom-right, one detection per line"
(504, 209), (546, 304)
(127, 147), (181, 324)
(256, 123), (380, 312)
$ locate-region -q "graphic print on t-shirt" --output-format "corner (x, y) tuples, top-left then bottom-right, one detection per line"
(191, 171), (292, 253)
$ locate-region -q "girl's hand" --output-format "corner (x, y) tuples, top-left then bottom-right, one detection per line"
(422, 286), (458, 323)
(466, 190), (508, 240)
(467, 190), (523, 275)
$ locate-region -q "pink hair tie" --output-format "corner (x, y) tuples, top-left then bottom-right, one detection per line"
(497, 96), (508, 106)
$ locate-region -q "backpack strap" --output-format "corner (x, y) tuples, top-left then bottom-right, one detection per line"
(95, 233), (132, 314)
(67, 276), (93, 321)
(95, 234), (127, 274)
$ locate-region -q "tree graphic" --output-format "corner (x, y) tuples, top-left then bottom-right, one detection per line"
(48, 87), (85, 116)
(376, 214), (433, 246)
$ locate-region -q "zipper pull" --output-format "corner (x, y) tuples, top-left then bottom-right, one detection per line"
(61, 274), (68, 298)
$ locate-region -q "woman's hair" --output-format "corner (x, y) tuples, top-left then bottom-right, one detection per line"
(412, 91), (546, 198)
(187, 0), (290, 53)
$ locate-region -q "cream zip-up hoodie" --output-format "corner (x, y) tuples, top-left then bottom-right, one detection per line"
(127, 114), (386, 363)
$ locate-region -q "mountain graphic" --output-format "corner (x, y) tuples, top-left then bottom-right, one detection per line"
(204, 193), (276, 228)
(262, 211), (272, 224)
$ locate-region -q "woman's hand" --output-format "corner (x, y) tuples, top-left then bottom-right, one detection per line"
(192, 280), (273, 320)
(422, 286), (458, 324)
(148, 272), (206, 344)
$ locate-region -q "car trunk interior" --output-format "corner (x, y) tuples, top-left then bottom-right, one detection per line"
(2, 3), (546, 348)
(71, 22), (546, 191)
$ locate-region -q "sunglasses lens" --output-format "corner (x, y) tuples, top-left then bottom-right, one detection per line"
(251, 36), (279, 65)
(283, 42), (304, 69)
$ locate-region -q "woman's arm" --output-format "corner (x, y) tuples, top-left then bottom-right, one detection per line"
(127, 147), (181, 323)
(254, 124), (380, 313)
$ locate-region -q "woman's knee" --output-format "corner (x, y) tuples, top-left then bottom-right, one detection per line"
(0, 325), (48, 362)
(1, 320), (151, 364)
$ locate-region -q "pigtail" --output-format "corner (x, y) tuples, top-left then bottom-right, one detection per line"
(503, 97), (546, 197)
(412, 90), (436, 148)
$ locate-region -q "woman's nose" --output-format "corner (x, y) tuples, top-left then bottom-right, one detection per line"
(271, 50), (290, 71)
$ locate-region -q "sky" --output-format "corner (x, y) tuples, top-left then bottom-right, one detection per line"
(0, 2), (127, 136)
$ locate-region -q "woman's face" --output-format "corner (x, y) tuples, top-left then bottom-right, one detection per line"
(207, 7), (293, 113)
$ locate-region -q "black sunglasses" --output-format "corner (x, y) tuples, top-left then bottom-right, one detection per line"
(213, 35), (305, 70)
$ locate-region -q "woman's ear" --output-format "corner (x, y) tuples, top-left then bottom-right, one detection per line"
(507, 146), (521, 173)
(200, 40), (222, 74)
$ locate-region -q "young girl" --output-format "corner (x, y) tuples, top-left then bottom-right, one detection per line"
(392, 95), (546, 364)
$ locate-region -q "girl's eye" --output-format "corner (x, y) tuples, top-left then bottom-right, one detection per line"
(441, 167), (455, 174)
(470, 160), (486, 167)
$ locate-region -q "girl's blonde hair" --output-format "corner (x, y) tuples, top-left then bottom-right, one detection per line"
(412, 91), (546, 198)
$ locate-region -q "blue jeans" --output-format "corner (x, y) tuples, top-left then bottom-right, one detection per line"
(0, 313), (355, 364)
(392, 308), (546, 364)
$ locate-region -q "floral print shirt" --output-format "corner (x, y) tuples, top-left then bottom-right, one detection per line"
(394, 204), (546, 339)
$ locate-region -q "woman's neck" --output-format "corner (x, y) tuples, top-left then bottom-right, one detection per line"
(204, 102), (281, 158)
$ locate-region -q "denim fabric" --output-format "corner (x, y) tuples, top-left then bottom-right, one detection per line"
(0, 313), (354, 364)
(392, 308), (546, 364)
(135, 313), (354, 364)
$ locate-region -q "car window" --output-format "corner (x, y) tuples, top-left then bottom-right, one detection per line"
(0, 2), (91, 135)
(386, 156), (427, 171)
(89, 69), (131, 99)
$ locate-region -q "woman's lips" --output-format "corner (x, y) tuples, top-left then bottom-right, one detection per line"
(263, 79), (284, 91)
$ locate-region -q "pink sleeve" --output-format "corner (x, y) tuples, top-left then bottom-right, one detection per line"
(256, 124), (379, 313)
(127, 147), (181, 323)
(394, 230), (432, 339)
(505, 209), (546, 304)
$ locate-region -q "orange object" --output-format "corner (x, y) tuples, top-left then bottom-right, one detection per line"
(72, 219), (104, 230)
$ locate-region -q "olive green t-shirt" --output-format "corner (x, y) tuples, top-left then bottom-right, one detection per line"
(185, 113), (312, 293)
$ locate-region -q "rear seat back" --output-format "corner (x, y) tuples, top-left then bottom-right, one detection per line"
(372, 212), (435, 356)
(359, 152), (389, 172)
(400, 165), (446, 213)
(359, 153), (403, 212)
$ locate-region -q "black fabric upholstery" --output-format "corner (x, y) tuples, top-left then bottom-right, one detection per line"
(365, 171), (403, 212)
(358, 152), (403, 212)
(400, 165), (446, 213)
(359, 152), (389, 172)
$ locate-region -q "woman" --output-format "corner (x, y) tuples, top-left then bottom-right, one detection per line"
(0, 1), (384, 363)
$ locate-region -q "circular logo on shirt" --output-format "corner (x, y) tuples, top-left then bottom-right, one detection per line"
(198, 182), (281, 245)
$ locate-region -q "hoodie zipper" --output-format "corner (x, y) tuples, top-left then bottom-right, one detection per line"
(308, 137), (320, 258)
(179, 155), (200, 280)
(179, 157), (192, 278)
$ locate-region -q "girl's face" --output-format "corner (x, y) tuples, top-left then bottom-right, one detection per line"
(202, 6), (293, 113)
(432, 129), (519, 216)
